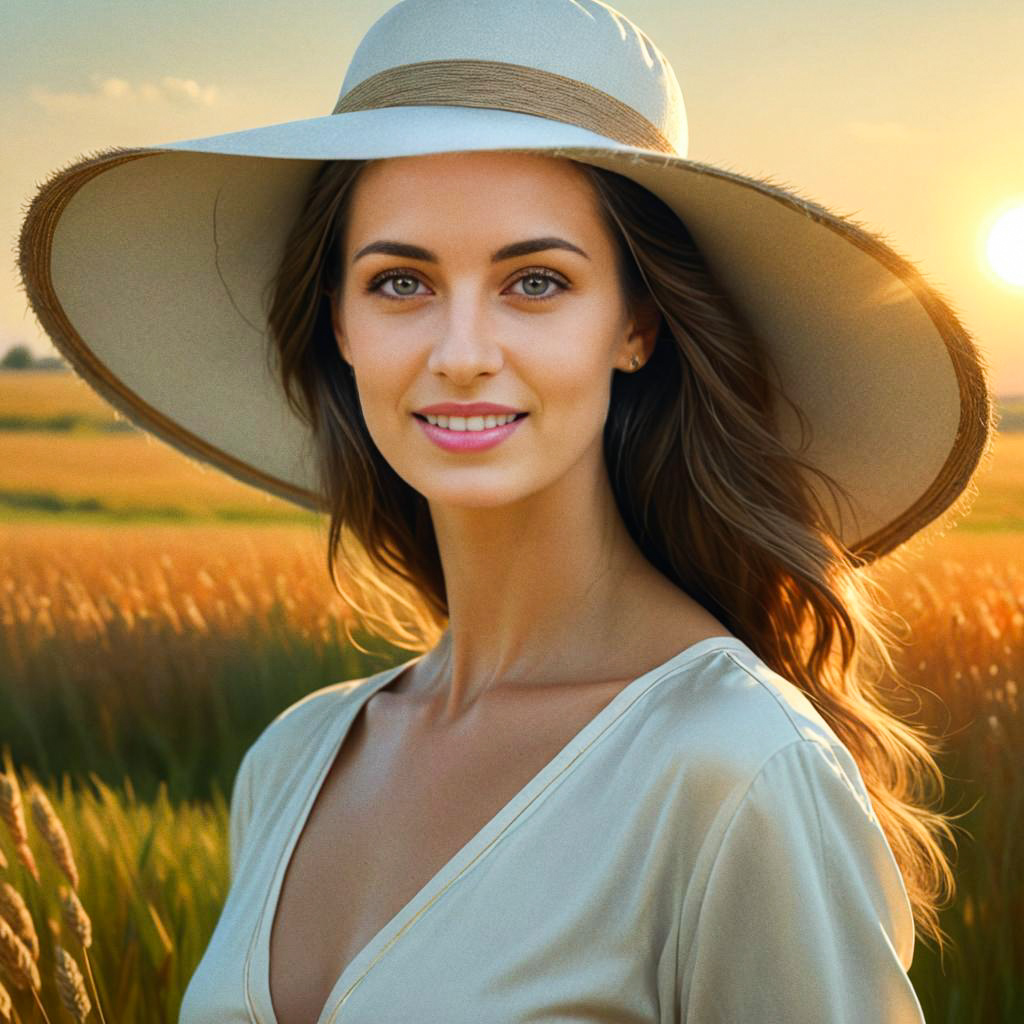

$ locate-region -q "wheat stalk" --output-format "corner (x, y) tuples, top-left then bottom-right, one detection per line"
(0, 883), (39, 961)
(27, 785), (79, 891)
(57, 886), (91, 950)
(0, 763), (108, 1024)
(0, 772), (40, 884)
(0, 901), (57, 1024)
(0, 784), (119, 1024)
(0, 916), (38, 993)
(0, 774), (29, 846)
(54, 945), (91, 1022)
(58, 883), (108, 1024)
(0, 977), (12, 1022)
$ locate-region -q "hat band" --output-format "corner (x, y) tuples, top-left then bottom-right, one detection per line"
(332, 58), (676, 154)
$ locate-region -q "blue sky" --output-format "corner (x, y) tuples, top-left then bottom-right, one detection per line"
(4, 0), (1022, 391)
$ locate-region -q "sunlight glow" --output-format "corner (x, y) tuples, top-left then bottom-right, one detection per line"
(986, 206), (1024, 286)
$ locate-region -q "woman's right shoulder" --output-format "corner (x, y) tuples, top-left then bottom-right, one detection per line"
(225, 669), (401, 878)
(237, 668), (394, 790)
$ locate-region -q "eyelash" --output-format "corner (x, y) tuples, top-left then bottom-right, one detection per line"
(365, 267), (570, 303)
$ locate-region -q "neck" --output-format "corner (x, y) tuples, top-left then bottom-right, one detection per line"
(418, 446), (681, 718)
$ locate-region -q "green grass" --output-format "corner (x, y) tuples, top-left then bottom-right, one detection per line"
(0, 489), (319, 525)
(0, 616), (412, 1022)
(0, 762), (208, 1023)
(1, 618), (401, 808)
(2, 616), (1020, 1023)
(0, 413), (137, 433)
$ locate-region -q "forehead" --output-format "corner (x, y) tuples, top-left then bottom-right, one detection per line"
(345, 151), (606, 248)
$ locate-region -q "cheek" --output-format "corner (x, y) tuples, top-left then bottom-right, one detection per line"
(534, 316), (618, 420)
(340, 304), (417, 401)
(354, 367), (413, 448)
(340, 344), (414, 452)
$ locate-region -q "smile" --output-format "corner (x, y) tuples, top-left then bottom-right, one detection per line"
(422, 412), (523, 431)
(413, 412), (528, 452)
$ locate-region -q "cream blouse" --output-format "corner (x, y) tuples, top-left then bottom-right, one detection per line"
(178, 635), (926, 1023)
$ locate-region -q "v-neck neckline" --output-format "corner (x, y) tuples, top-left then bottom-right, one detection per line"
(247, 634), (749, 1024)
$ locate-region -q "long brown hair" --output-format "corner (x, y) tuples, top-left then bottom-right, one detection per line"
(264, 155), (958, 954)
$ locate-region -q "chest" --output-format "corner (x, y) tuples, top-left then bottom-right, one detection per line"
(267, 682), (626, 1024)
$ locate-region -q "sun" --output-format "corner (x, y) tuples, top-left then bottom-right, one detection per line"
(986, 206), (1024, 287)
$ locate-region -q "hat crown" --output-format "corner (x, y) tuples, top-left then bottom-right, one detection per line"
(336, 0), (687, 155)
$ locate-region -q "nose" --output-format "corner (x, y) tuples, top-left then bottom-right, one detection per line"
(425, 290), (505, 384)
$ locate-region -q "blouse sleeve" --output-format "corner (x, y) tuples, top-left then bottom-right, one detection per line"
(227, 744), (256, 886)
(680, 739), (925, 1023)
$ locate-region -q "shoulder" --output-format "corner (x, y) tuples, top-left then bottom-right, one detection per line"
(650, 644), (916, 964)
(650, 640), (846, 761)
(225, 664), (408, 879)
(709, 641), (847, 753)
(236, 663), (403, 798)
(641, 640), (872, 826)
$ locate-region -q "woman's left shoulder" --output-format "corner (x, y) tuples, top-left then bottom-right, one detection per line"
(659, 638), (843, 745)
(713, 641), (843, 744)
(652, 640), (846, 774)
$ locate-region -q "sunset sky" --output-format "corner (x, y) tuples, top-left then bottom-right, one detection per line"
(4, 0), (1022, 394)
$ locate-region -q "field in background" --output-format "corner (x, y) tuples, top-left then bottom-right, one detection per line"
(1, 369), (1021, 1021)
(0, 367), (114, 423)
(2, 369), (1021, 528)
(1, 522), (1021, 1022)
(0, 370), (316, 523)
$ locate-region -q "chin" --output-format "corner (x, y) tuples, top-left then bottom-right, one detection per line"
(414, 473), (539, 510)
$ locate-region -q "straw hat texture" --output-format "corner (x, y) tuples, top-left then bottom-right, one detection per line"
(16, 0), (996, 564)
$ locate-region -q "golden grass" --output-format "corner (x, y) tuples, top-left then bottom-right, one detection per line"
(0, 370), (313, 522)
(2, 368), (1022, 530)
(1, 518), (1018, 734)
(958, 431), (1024, 529)
(0, 371), (115, 422)
(0, 522), (352, 682)
(0, 433), (307, 519)
(0, 522), (1020, 1018)
(0, 758), (106, 1023)
(864, 530), (1023, 741)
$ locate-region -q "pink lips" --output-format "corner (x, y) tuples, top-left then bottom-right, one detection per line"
(415, 413), (527, 452)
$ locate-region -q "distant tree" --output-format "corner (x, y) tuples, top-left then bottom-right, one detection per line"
(35, 355), (68, 371)
(0, 344), (34, 369)
(0, 345), (66, 370)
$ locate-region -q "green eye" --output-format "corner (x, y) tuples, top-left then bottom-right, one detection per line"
(390, 276), (420, 296)
(515, 272), (561, 298)
(366, 267), (570, 302)
(367, 271), (425, 298)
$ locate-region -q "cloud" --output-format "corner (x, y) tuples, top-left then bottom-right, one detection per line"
(845, 119), (919, 143)
(160, 76), (218, 105)
(29, 73), (218, 114)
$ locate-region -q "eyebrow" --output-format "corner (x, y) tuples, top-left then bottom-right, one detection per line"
(352, 236), (590, 264)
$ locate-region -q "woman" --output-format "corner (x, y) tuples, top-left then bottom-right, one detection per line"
(18, 1), (994, 1022)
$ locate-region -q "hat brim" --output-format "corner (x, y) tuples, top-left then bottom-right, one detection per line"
(17, 104), (995, 562)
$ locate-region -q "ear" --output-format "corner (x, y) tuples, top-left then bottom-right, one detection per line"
(620, 292), (662, 369)
(328, 288), (352, 367)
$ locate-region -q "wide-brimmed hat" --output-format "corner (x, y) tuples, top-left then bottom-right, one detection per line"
(17, 0), (995, 564)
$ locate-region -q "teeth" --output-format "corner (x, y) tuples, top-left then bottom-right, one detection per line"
(424, 413), (520, 431)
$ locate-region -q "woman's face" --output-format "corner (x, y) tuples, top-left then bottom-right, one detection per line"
(332, 151), (658, 508)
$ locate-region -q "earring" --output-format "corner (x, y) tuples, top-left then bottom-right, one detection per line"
(629, 354), (641, 370)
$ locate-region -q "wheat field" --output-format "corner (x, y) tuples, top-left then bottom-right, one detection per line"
(0, 369), (112, 422)
(0, 524), (1021, 1021)
(0, 371), (313, 523)
(1, 522), (353, 677)
(0, 433), (318, 521)
(0, 368), (1021, 1020)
